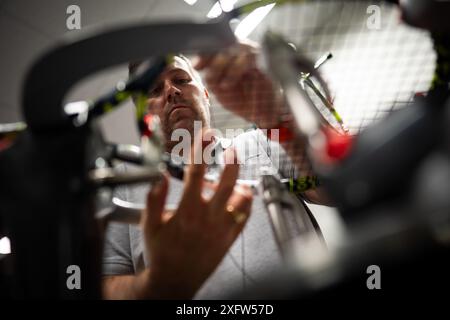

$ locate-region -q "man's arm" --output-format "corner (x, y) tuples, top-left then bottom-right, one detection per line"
(103, 272), (152, 300)
(102, 269), (198, 299)
(196, 44), (331, 205)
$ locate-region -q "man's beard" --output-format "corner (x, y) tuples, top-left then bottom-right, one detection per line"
(162, 98), (210, 153)
(163, 115), (206, 153)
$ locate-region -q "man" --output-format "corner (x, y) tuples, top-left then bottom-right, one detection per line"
(102, 45), (325, 299)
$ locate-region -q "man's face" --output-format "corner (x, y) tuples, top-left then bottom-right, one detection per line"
(145, 56), (210, 151)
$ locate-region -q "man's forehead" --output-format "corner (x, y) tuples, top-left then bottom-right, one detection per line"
(164, 56), (192, 76)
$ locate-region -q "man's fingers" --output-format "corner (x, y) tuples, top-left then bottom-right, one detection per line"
(223, 185), (253, 236)
(193, 54), (216, 70)
(219, 50), (257, 90)
(204, 53), (235, 89)
(143, 173), (169, 234)
(179, 130), (207, 209)
(210, 148), (239, 211)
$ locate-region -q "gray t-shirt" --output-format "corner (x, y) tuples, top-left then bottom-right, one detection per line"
(102, 129), (306, 299)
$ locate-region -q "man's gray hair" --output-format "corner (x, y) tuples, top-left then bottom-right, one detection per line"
(128, 54), (205, 88)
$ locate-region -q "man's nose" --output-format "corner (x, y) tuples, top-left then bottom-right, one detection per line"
(164, 82), (182, 103)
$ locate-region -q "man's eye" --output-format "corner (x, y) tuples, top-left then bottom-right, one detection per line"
(175, 78), (190, 84)
(149, 85), (163, 96)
